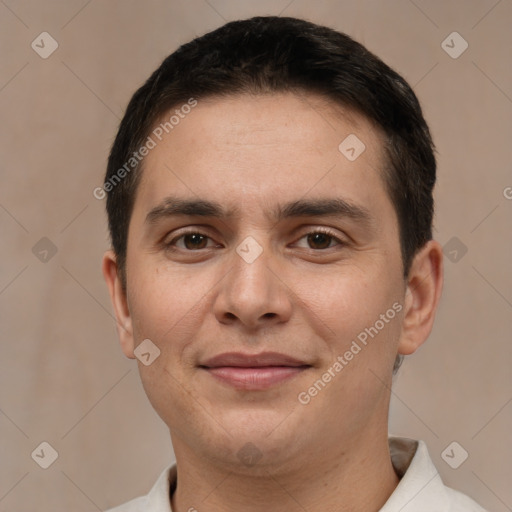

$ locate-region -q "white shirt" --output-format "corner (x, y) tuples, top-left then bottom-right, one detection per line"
(106, 437), (486, 511)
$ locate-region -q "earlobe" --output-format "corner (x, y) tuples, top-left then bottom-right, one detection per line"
(397, 240), (444, 356)
(102, 250), (136, 359)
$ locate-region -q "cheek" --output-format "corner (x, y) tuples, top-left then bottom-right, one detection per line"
(294, 261), (404, 375)
(126, 262), (206, 350)
(297, 266), (390, 331)
(126, 266), (210, 430)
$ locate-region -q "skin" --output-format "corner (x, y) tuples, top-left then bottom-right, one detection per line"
(103, 92), (443, 512)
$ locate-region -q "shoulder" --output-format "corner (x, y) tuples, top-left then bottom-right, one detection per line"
(385, 437), (488, 512)
(444, 486), (488, 512)
(104, 464), (176, 512)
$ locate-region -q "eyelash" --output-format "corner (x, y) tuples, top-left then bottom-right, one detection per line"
(165, 228), (345, 251)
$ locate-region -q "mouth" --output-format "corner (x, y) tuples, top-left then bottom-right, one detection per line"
(199, 352), (312, 390)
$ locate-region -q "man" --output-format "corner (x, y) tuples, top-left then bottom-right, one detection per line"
(101, 16), (486, 511)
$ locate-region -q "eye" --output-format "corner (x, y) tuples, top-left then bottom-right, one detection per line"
(294, 229), (344, 250)
(164, 228), (345, 253)
(167, 231), (218, 250)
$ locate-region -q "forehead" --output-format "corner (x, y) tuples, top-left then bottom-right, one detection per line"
(134, 92), (391, 221)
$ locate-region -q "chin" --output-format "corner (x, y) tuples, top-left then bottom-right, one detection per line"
(209, 410), (307, 463)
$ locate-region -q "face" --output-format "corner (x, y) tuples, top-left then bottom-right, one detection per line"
(104, 92), (441, 474)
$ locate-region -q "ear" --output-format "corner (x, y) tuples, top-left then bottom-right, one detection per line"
(397, 240), (444, 355)
(102, 250), (136, 359)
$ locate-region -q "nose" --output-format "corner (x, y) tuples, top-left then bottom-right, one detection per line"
(213, 243), (293, 330)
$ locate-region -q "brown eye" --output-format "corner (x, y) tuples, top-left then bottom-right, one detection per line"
(166, 231), (215, 251)
(182, 233), (208, 250)
(306, 232), (335, 249)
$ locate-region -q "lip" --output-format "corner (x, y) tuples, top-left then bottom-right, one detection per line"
(201, 351), (309, 368)
(199, 352), (311, 390)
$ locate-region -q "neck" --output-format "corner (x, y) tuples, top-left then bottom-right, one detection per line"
(170, 430), (399, 512)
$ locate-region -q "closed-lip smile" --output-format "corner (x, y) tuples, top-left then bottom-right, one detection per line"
(199, 351), (311, 390)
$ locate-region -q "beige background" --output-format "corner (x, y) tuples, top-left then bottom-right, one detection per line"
(1, 0), (511, 510)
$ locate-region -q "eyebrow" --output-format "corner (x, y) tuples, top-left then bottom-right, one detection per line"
(145, 195), (373, 227)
